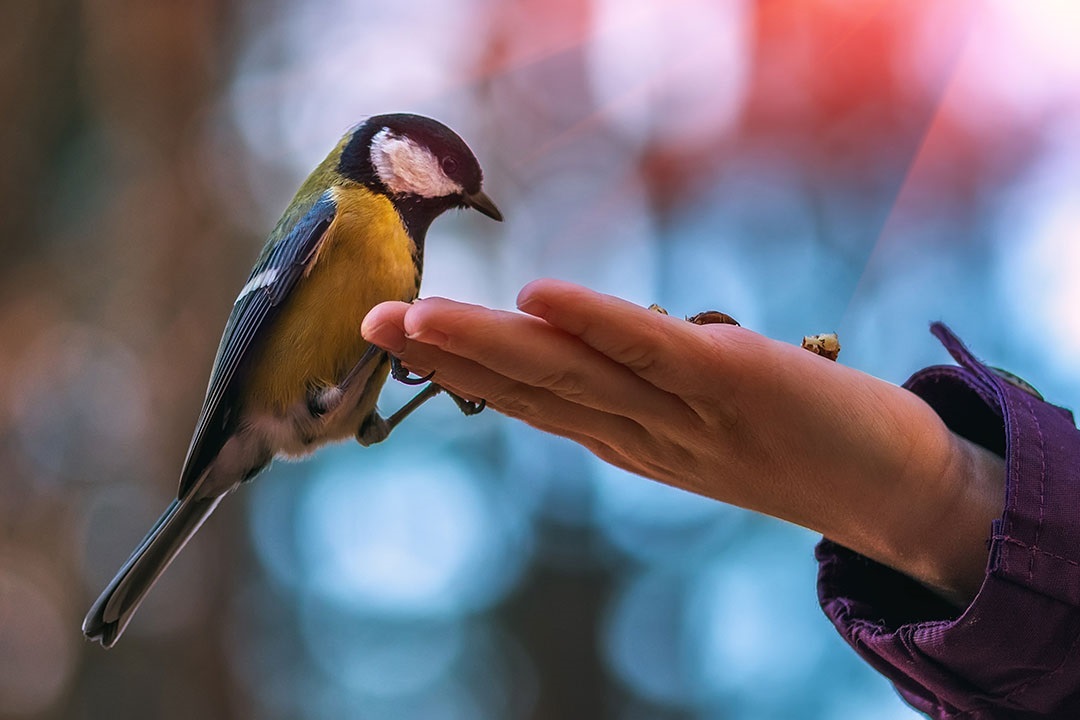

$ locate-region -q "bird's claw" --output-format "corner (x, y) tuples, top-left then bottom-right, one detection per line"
(390, 355), (434, 385)
(450, 394), (485, 416)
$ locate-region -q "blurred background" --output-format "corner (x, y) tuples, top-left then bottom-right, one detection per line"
(1, 0), (1078, 717)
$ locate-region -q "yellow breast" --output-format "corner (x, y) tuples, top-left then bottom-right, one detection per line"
(244, 185), (420, 413)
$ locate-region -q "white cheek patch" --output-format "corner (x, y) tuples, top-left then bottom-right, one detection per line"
(371, 128), (462, 199)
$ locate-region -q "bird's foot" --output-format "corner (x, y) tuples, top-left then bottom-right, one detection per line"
(448, 391), (485, 416)
(357, 413), (390, 447)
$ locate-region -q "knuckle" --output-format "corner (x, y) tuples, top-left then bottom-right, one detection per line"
(580, 315), (660, 374)
(619, 341), (659, 375)
(489, 390), (536, 420)
(538, 367), (589, 400)
(686, 393), (740, 434)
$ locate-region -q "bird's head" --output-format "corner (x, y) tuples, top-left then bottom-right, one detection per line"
(340, 114), (502, 236)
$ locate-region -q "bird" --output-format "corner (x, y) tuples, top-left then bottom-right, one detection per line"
(82, 113), (502, 647)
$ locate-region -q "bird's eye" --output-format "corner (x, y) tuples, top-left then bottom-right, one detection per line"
(441, 156), (458, 175)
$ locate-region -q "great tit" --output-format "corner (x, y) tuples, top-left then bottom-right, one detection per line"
(83, 113), (502, 647)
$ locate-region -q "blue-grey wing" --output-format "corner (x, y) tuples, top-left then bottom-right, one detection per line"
(177, 193), (337, 498)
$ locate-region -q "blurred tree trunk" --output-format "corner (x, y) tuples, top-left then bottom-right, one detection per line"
(0, 0), (79, 270)
(1, 1), (248, 718)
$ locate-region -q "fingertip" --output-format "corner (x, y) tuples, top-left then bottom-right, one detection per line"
(362, 300), (409, 331)
(516, 296), (549, 318)
(361, 301), (410, 353)
(516, 278), (551, 304)
(400, 296), (438, 333)
(516, 278), (583, 316)
(361, 323), (406, 354)
(402, 297), (453, 347)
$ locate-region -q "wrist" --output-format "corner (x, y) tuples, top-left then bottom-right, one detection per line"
(911, 432), (1004, 604)
(817, 380), (1004, 607)
(879, 414), (1004, 606)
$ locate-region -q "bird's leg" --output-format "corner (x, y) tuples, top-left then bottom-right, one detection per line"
(307, 345), (384, 417)
(357, 358), (486, 447)
(389, 354), (485, 416)
(357, 383), (442, 446)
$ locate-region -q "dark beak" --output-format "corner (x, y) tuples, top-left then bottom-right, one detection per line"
(464, 190), (503, 222)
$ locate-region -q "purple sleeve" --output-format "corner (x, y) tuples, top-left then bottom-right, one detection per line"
(816, 323), (1080, 719)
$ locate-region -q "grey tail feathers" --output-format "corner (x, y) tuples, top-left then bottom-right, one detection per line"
(82, 493), (223, 647)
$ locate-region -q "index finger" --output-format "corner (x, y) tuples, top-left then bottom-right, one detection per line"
(395, 296), (693, 424)
(515, 279), (738, 396)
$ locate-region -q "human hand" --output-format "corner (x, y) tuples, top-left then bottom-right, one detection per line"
(362, 279), (1003, 605)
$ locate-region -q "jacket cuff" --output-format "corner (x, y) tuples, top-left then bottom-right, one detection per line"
(816, 323), (1080, 719)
